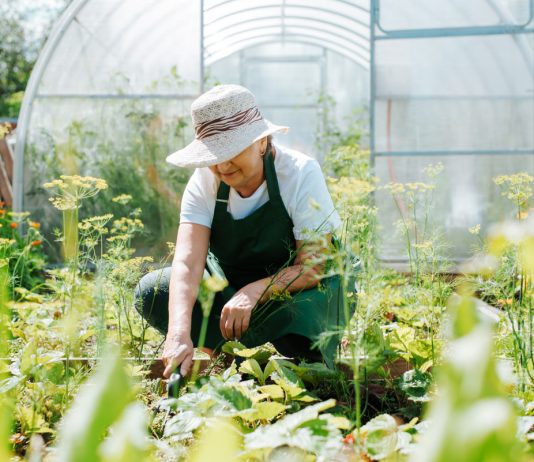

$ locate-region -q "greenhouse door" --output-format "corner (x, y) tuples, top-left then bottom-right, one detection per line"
(241, 53), (325, 156)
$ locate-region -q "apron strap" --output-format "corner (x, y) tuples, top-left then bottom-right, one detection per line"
(214, 178), (231, 216)
(264, 146), (283, 203)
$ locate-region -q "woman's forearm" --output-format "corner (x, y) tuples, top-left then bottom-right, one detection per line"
(250, 236), (332, 303)
(168, 260), (203, 334)
(254, 262), (322, 303)
(167, 223), (211, 335)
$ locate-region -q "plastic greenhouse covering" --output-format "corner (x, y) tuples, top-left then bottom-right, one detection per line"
(14, 0), (534, 263)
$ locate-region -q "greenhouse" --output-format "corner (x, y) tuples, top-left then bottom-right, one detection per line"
(1, 0), (533, 460)
(12, 0), (534, 262)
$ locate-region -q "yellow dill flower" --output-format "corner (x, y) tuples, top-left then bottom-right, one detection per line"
(423, 162), (444, 179)
(468, 224), (481, 235)
(112, 194), (132, 205)
(203, 275), (228, 293)
(494, 172), (533, 206)
(107, 234), (129, 242)
(413, 241), (433, 250)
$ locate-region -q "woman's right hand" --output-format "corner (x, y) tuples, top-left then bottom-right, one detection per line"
(162, 331), (194, 378)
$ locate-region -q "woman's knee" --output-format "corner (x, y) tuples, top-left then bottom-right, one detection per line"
(134, 267), (172, 319)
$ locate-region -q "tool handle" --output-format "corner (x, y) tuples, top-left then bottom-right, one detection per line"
(167, 370), (182, 398)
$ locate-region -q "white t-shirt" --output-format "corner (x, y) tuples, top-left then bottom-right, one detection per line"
(179, 143), (341, 240)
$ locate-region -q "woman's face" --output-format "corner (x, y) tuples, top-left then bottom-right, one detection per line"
(209, 138), (267, 197)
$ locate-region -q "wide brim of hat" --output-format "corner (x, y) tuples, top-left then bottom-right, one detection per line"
(166, 119), (289, 168)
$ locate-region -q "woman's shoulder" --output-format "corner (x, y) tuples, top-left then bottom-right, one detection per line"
(274, 144), (320, 175)
(185, 166), (219, 198)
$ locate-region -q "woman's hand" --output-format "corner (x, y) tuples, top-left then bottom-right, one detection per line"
(162, 330), (194, 378)
(220, 281), (266, 340)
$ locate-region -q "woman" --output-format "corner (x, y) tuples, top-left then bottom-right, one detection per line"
(136, 84), (347, 379)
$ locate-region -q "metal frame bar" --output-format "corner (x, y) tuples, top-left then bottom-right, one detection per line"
(373, 149), (534, 158)
(33, 94), (199, 100)
(204, 14), (370, 45)
(204, 3), (369, 30)
(205, 0), (368, 16)
(204, 21), (370, 55)
(253, 103), (319, 109)
(375, 26), (534, 40)
(243, 55), (323, 63)
(369, 0), (377, 163)
(374, 0), (534, 39)
(374, 95), (533, 100)
(200, 0), (205, 92)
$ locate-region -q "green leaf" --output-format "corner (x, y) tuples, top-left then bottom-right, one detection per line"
(293, 393), (319, 403)
(221, 340), (247, 355)
(412, 294), (523, 462)
(55, 351), (135, 462)
(234, 343), (279, 364)
(221, 363), (238, 381)
(99, 403), (151, 462)
(0, 375), (25, 393)
(320, 414), (352, 430)
(398, 369), (433, 402)
(240, 401), (287, 423)
(239, 359), (265, 385)
(216, 386), (253, 411)
(253, 402), (286, 421)
(164, 411), (203, 440)
(0, 361), (9, 375)
(19, 341), (37, 376)
(293, 362), (338, 387)
(270, 364), (307, 399)
(188, 418), (242, 462)
(258, 384), (285, 400)
(449, 295), (481, 338)
(267, 446), (310, 462)
(361, 414), (398, 460)
(299, 418), (329, 437)
(244, 400), (340, 457)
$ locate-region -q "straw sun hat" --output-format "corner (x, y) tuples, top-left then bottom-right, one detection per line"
(166, 84), (289, 168)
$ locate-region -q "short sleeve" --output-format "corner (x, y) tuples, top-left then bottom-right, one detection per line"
(291, 160), (342, 240)
(179, 168), (217, 228)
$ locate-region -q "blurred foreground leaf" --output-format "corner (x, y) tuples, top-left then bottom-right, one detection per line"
(55, 350), (137, 462)
(412, 295), (524, 462)
(188, 418), (242, 462)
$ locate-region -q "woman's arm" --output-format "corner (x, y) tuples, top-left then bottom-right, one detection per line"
(219, 235), (331, 340)
(162, 223), (210, 377)
(262, 235), (331, 296)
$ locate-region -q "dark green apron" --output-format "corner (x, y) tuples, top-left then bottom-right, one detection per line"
(204, 149), (345, 368)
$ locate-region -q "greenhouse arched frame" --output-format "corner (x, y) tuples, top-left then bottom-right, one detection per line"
(14, 0), (534, 263)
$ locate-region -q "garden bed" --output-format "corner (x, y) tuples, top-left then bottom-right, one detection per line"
(0, 146), (532, 461)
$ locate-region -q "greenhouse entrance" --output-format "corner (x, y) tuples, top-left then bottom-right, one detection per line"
(12, 0), (534, 264)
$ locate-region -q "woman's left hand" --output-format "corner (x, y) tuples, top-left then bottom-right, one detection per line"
(220, 281), (266, 340)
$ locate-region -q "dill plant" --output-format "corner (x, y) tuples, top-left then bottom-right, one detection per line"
(489, 173), (533, 394)
(382, 162), (447, 282)
(43, 175), (108, 400)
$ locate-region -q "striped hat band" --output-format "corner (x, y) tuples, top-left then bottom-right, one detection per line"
(194, 106), (262, 140)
